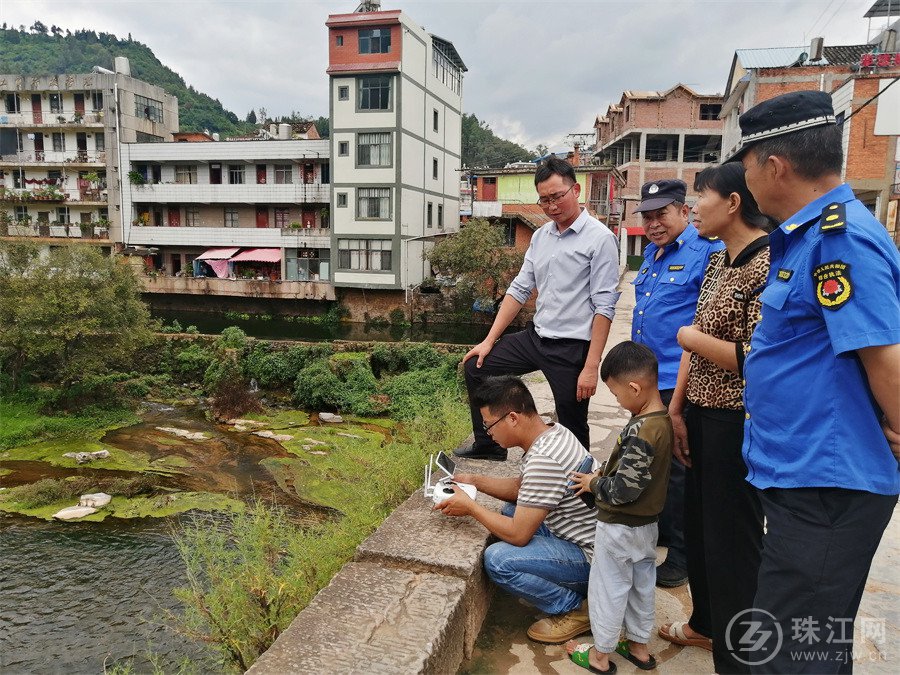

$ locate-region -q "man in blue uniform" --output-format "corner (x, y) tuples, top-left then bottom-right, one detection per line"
(726, 90), (900, 673)
(632, 179), (722, 590)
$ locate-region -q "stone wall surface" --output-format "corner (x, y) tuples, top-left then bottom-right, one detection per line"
(248, 450), (523, 675)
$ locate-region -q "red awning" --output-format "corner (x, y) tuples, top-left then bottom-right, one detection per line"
(230, 248), (282, 263)
(196, 247), (240, 260)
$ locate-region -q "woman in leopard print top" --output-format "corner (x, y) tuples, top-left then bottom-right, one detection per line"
(659, 164), (775, 674)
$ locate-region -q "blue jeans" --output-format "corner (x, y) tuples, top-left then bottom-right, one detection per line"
(483, 503), (591, 615)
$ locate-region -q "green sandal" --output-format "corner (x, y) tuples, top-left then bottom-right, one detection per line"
(615, 640), (657, 670)
(569, 643), (618, 674)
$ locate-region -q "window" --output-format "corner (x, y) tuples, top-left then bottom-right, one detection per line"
(95, 132), (105, 152)
(336, 35), (344, 46)
(699, 104), (722, 121)
(5, 93), (20, 113)
(321, 163), (330, 184)
(185, 208), (199, 226)
(274, 208), (290, 228)
(135, 132), (164, 143)
(358, 28), (391, 54)
(14, 205), (28, 222)
(275, 165), (293, 184)
(224, 209), (239, 227)
(427, 202), (433, 228)
(338, 141), (349, 156)
(438, 204), (444, 229)
(338, 239), (392, 270)
(52, 133), (65, 152)
(48, 170), (63, 186)
(433, 109), (439, 132)
(337, 192), (348, 208)
(175, 165), (198, 184)
(357, 132), (391, 166)
(49, 93), (62, 114)
(432, 158), (439, 180)
(91, 91), (103, 111)
(56, 206), (69, 223)
(228, 165), (245, 184)
(338, 86), (349, 101)
(432, 43), (462, 94)
(358, 75), (391, 110)
(625, 105), (630, 122)
(357, 187), (391, 219)
(134, 94), (164, 123)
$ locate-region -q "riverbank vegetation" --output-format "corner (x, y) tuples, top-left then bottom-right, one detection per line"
(1, 241), (474, 671)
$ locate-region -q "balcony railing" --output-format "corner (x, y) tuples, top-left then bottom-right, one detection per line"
(0, 111), (105, 127)
(140, 275), (337, 301)
(129, 225), (331, 249)
(2, 222), (111, 240)
(130, 182), (330, 204)
(0, 150), (106, 165)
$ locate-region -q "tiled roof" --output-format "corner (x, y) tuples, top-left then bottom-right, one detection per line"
(735, 45), (871, 68)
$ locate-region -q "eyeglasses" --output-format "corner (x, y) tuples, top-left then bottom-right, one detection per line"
(482, 411), (512, 435)
(536, 184), (574, 207)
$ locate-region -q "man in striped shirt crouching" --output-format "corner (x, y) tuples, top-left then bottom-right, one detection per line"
(434, 375), (598, 643)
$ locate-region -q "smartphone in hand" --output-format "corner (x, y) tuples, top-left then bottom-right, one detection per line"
(566, 454), (597, 509)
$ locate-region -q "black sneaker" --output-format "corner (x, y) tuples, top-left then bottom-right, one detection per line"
(454, 443), (507, 461)
(655, 561), (688, 588)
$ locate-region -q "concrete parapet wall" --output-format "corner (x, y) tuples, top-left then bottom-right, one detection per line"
(249, 451), (523, 675)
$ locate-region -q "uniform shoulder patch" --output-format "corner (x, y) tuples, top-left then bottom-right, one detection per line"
(820, 202), (847, 234)
(813, 261), (852, 310)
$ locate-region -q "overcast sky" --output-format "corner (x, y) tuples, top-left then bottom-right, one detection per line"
(2, 0), (887, 151)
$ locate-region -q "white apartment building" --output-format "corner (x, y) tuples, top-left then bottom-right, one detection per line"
(0, 58), (178, 244)
(120, 137), (336, 299)
(326, 4), (466, 290)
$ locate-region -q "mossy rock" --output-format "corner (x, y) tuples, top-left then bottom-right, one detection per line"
(0, 491), (243, 521)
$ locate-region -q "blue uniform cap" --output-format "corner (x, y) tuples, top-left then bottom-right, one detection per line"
(724, 90), (837, 163)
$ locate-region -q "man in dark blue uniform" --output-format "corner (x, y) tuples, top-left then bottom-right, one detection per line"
(632, 179), (722, 591)
(726, 90), (900, 673)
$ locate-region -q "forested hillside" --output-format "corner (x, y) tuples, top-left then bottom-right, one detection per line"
(0, 24), (254, 137)
(0, 23), (536, 160)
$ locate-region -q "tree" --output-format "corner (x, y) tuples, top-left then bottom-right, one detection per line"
(0, 242), (154, 393)
(246, 109), (257, 124)
(426, 219), (524, 303)
(461, 113), (533, 168)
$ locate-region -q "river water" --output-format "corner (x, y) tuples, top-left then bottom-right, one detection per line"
(151, 308), (491, 344)
(0, 404), (341, 673)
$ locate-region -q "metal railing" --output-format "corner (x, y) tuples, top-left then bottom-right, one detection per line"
(0, 150), (106, 164)
(0, 111), (105, 126)
(2, 222), (110, 239)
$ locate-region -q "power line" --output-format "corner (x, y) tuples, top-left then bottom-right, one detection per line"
(806, 0), (837, 41)
(842, 76), (900, 124)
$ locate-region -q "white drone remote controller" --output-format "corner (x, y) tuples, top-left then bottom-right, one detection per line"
(424, 451), (477, 506)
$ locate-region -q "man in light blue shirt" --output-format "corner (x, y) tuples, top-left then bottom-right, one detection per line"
(632, 179), (722, 591)
(455, 156), (620, 461)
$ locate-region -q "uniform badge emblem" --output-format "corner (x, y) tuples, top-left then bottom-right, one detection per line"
(648, 184), (659, 194)
(777, 268), (793, 281)
(668, 264), (684, 271)
(813, 261), (852, 310)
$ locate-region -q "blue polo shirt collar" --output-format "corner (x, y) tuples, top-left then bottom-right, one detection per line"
(643, 223), (698, 260)
(779, 184), (855, 236)
(551, 208), (589, 236)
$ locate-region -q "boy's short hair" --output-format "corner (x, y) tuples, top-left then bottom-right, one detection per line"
(472, 375), (538, 416)
(600, 341), (658, 384)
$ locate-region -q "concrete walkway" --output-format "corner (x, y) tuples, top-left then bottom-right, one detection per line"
(462, 271), (898, 674)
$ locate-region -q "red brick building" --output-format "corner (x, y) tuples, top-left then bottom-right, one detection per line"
(720, 41), (900, 239)
(593, 84), (724, 264)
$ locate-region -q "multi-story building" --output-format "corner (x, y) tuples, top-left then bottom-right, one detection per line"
(593, 84), (724, 264)
(0, 57), (178, 245)
(326, 2), (466, 291)
(120, 137), (336, 300)
(720, 29), (899, 235)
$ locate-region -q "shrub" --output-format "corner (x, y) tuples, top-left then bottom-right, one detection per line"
(370, 343), (407, 378)
(293, 361), (341, 410)
(388, 307), (408, 326)
(174, 344), (216, 383)
(6, 477), (93, 508)
(241, 343), (291, 390)
(283, 344), (334, 376)
(382, 366), (460, 420)
(216, 326), (248, 351)
(336, 360), (385, 416)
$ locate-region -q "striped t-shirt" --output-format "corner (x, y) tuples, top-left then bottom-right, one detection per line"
(518, 423), (598, 558)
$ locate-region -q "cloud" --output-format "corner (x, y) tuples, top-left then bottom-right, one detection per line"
(2, 0), (877, 146)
